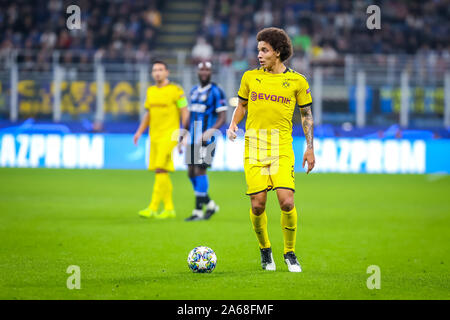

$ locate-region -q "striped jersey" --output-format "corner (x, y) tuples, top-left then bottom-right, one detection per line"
(188, 82), (227, 145)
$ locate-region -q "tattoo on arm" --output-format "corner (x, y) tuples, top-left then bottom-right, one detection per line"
(300, 106), (314, 150)
(240, 99), (248, 108)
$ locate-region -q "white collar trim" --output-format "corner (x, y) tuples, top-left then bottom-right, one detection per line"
(197, 83), (212, 92)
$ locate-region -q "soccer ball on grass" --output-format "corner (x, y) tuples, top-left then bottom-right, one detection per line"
(187, 246), (217, 273)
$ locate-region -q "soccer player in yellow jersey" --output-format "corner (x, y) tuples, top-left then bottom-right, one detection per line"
(134, 60), (189, 219)
(227, 28), (315, 272)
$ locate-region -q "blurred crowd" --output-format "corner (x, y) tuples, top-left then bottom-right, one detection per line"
(0, 0), (164, 68)
(195, 0), (450, 69)
(0, 0), (449, 71)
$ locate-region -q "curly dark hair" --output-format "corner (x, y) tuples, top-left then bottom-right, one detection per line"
(256, 27), (293, 62)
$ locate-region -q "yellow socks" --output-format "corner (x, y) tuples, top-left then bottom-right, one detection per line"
(281, 207), (298, 254)
(249, 206), (298, 253)
(249, 209), (271, 249)
(161, 173), (174, 211)
(149, 173), (164, 211)
(149, 172), (174, 211)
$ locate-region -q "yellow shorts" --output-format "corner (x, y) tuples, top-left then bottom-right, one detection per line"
(244, 152), (295, 195)
(149, 140), (177, 171)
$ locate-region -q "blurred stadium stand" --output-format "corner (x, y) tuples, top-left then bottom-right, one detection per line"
(0, 0), (449, 138)
(156, 0), (204, 51)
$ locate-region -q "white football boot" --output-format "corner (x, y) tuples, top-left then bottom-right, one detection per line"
(284, 251), (302, 272)
(204, 200), (219, 220)
(260, 247), (276, 271)
(185, 209), (204, 222)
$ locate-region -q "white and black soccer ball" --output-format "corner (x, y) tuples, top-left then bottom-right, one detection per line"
(187, 246), (217, 273)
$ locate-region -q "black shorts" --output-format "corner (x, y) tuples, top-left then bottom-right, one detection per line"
(185, 143), (216, 169)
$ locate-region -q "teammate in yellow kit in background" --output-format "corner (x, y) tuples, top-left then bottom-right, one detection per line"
(227, 28), (315, 272)
(134, 60), (189, 219)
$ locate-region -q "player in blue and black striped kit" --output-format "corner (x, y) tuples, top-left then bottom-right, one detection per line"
(184, 61), (227, 221)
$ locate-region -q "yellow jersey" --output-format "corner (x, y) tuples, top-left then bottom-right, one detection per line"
(144, 82), (187, 142)
(237, 67), (312, 162)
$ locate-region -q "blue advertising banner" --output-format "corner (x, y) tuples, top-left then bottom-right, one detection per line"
(0, 133), (449, 174)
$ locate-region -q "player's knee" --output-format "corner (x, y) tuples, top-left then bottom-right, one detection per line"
(187, 166), (195, 178)
(279, 199), (294, 212)
(250, 192), (267, 215)
(251, 204), (266, 216)
(195, 166), (207, 176)
(251, 199), (266, 215)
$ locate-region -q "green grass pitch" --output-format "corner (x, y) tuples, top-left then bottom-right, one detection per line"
(0, 168), (449, 300)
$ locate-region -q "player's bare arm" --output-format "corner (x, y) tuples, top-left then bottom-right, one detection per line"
(180, 106), (189, 131)
(178, 106), (190, 152)
(211, 110), (227, 131)
(203, 110), (226, 142)
(180, 106), (190, 141)
(227, 98), (248, 141)
(181, 109), (190, 132)
(133, 111), (150, 145)
(300, 106), (315, 174)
